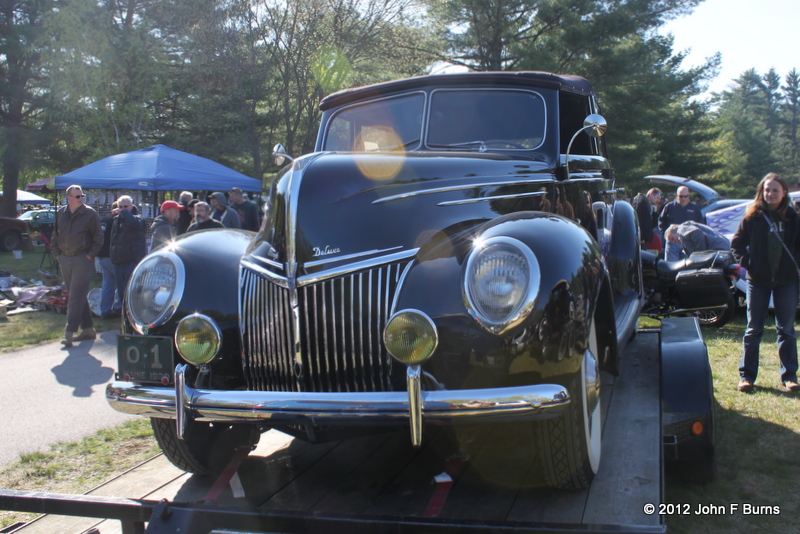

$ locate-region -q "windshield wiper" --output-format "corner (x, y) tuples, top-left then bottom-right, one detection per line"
(384, 138), (420, 151)
(427, 140), (487, 151)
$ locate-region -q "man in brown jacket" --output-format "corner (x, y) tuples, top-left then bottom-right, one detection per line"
(52, 184), (104, 347)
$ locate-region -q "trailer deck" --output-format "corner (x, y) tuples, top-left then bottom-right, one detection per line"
(3, 330), (664, 534)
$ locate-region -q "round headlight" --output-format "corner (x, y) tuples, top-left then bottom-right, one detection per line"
(384, 310), (438, 365)
(127, 252), (185, 334)
(176, 313), (221, 365)
(463, 236), (540, 333)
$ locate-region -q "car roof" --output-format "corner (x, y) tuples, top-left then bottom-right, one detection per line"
(644, 174), (722, 205)
(319, 71), (596, 111)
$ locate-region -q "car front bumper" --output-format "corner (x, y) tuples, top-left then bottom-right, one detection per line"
(106, 364), (571, 441)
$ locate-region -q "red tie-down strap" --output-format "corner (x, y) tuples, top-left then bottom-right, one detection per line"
(423, 455), (468, 518)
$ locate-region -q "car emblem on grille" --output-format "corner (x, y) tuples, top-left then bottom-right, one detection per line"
(312, 245), (341, 257)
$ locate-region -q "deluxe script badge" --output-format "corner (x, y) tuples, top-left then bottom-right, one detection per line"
(313, 245), (341, 257)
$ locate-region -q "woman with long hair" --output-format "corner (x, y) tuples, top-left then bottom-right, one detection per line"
(731, 173), (800, 392)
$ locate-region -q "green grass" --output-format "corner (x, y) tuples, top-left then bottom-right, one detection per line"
(0, 249), (121, 352)
(0, 419), (159, 528)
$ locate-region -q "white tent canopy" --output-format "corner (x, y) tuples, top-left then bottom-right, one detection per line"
(0, 190), (51, 206)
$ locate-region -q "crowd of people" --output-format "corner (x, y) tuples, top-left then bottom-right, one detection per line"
(633, 174), (800, 394)
(51, 186), (261, 346)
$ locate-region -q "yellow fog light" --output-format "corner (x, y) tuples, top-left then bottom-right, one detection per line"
(175, 313), (221, 366)
(384, 310), (438, 365)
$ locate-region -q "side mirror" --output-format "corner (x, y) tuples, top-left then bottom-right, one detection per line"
(564, 114), (607, 180)
(582, 114), (607, 138)
(272, 144), (294, 166)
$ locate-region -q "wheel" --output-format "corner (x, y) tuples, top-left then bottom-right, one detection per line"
(536, 321), (602, 489)
(0, 230), (21, 252)
(150, 417), (260, 475)
(696, 288), (735, 328)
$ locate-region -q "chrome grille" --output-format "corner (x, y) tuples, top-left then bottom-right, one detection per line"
(240, 261), (410, 393)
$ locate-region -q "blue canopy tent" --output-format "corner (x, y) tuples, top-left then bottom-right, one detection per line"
(53, 144), (260, 193)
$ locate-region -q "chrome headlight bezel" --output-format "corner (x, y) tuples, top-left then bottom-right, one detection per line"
(127, 251), (186, 334)
(463, 236), (540, 334)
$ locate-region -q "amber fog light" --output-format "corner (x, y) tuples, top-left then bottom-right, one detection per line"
(384, 310), (438, 365)
(175, 313), (221, 366)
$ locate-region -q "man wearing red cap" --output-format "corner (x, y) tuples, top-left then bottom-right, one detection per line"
(150, 200), (184, 251)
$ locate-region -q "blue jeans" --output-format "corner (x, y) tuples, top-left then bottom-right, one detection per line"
(740, 280), (799, 384)
(99, 257), (121, 315)
(114, 262), (137, 304)
(665, 241), (685, 262)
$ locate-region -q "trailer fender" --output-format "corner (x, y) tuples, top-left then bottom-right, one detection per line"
(660, 317), (716, 473)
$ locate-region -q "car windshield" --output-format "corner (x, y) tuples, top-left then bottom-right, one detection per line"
(322, 89), (546, 153)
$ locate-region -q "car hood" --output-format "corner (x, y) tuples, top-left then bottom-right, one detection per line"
(250, 152), (556, 276)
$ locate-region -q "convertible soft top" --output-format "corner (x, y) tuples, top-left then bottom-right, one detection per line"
(320, 71), (596, 111)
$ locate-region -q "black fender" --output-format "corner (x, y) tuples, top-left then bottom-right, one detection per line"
(608, 200), (643, 298)
(126, 228), (255, 388)
(660, 317), (716, 465)
(392, 212), (608, 389)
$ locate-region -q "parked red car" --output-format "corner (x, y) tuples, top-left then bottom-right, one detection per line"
(0, 216), (30, 251)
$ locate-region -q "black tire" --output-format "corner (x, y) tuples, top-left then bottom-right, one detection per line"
(536, 322), (602, 489)
(696, 288), (735, 328)
(0, 230), (21, 252)
(150, 417), (260, 475)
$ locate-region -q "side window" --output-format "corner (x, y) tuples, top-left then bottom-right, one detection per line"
(559, 92), (596, 156)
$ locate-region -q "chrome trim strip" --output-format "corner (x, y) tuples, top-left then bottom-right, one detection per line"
(241, 258), (289, 288)
(390, 261), (416, 316)
(241, 249), (420, 289)
(297, 249), (419, 286)
(372, 179), (553, 205)
(437, 190), (547, 207)
(107, 382), (570, 421)
(304, 246), (404, 268)
(250, 255), (283, 270)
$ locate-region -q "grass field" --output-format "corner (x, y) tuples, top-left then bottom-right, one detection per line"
(1, 253), (798, 532)
(0, 249), (121, 352)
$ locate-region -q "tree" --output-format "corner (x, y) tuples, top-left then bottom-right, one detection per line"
(425, 0), (717, 189)
(0, 0), (53, 217)
(708, 68), (800, 195)
(42, 0), (173, 163)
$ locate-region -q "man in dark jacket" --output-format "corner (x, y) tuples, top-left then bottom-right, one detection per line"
(52, 185), (104, 346)
(665, 221), (730, 260)
(98, 202), (121, 318)
(208, 192), (241, 229)
(150, 200), (184, 251)
(659, 185), (704, 258)
(229, 187), (261, 231)
(110, 195), (146, 304)
(175, 191), (194, 235)
(187, 201), (224, 232)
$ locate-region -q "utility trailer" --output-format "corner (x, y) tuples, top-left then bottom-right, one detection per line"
(0, 318), (715, 534)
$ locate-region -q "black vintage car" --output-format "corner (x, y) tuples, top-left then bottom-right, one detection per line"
(107, 71), (643, 490)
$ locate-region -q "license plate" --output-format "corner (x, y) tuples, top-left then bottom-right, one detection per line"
(117, 335), (175, 385)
